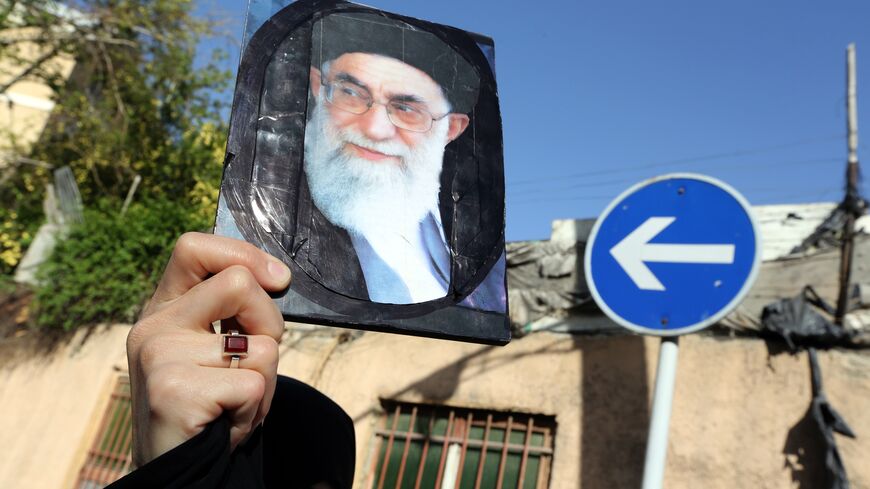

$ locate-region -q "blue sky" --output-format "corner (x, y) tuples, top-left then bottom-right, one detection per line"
(195, 0), (870, 242)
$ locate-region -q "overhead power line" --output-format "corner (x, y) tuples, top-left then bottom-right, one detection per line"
(508, 134), (845, 187)
(510, 185), (844, 206)
(508, 156), (841, 198)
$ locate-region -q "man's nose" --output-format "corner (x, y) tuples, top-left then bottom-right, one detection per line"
(358, 103), (396, 141)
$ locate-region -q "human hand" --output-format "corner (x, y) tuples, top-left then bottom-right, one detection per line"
(126, 233), (291, 467)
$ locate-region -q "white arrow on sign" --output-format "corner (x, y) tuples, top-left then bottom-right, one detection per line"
(610, 216), (735, 291)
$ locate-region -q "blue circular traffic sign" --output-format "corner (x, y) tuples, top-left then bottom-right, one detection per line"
(584, 173), (761, 336)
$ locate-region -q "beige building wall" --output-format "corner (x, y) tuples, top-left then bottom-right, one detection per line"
(1, 323), (868, 489)
(0, 26), (76, 158)
(0, 325), (130, 489)
(277, 327), (870, 489)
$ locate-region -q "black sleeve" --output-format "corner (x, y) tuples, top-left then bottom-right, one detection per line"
(107, 376), (354, 489)
(263, 376), (356, 489)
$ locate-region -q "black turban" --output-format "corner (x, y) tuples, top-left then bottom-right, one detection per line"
(311, 12), (480, 114)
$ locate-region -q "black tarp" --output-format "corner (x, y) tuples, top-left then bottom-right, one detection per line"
(760, 286), (856, 350)
(761, 288), (856, 489)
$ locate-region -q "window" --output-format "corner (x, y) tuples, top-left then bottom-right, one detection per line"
(75, 375), (133, 488)
(370, 401), (555, 489)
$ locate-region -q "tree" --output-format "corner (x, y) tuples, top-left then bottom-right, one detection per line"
(3, 0), (229, 193)
(0, 0), (231, 327)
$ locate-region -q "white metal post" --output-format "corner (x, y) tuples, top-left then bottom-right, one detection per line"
(641, 336), (680, 489)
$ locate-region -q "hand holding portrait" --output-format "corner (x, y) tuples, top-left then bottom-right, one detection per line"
(125, 233), (291, 466)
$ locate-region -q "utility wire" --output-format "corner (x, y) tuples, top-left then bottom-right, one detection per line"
(756, 187), (842, 203)
(509, 194), (618, 204)
(510, 185), (843, 206)
(508, 134), (844, 187)
(509, 156), (840, 198)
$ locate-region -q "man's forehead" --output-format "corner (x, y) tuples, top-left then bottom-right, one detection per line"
(310, 13), (479, 114)
(329, 52), (447, 105)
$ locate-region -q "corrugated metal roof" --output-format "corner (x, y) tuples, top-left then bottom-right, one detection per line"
(751, 202), (838, 260)
(508, 202), (870, 340)
(547, 202), (866, 262)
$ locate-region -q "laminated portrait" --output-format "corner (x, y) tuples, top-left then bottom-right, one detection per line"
(214, 0), (509, 344)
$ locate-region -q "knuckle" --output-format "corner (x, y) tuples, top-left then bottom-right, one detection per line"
(177, 419), (204, 441)
(126, 318), (161, 363)
(249, 375), (267, 401)
(126, 323), (146, 354)
(250, 336), (280, 371)
(257, 305), (285, 341)
(274, 319), (287, 342)
(238, 370), (266, 400)
(173, 232), (203, 258)
(251, 335), (279, 360)
(220, 265), (258, 295)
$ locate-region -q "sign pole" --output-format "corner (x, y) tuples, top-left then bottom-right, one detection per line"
(835, 43), (861, 325)
(641, 336), (679, 489)
(585, 174), (761, 489)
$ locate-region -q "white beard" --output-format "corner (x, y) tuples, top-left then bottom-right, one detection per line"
(303, 94), (448, 236)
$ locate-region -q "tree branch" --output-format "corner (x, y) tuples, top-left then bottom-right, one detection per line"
(0, 34), (137, 48)
(0, 44), (61, 94)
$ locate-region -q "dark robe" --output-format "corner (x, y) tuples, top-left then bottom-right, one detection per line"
(107, 376), (355, 489)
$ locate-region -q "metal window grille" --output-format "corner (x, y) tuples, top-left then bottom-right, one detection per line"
(370, 401), (555, 489)
(75, 375), (134, 488)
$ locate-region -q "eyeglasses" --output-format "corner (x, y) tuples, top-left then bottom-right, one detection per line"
(323, 80), (447, 133)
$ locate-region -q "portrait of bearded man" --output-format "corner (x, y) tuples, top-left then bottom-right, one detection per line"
(300, 13), (488, 305)
(218, 4), (507, 341)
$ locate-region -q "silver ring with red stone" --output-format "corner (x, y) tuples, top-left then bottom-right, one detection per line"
(222, 330), (248, 368)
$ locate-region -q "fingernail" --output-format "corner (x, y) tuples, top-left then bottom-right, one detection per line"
(268, 260), (291, 285)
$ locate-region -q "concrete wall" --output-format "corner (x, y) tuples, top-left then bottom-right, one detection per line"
(0, 325), (130, 489)
(277, 327), (870, 489)
(2, 324), (868, 489)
